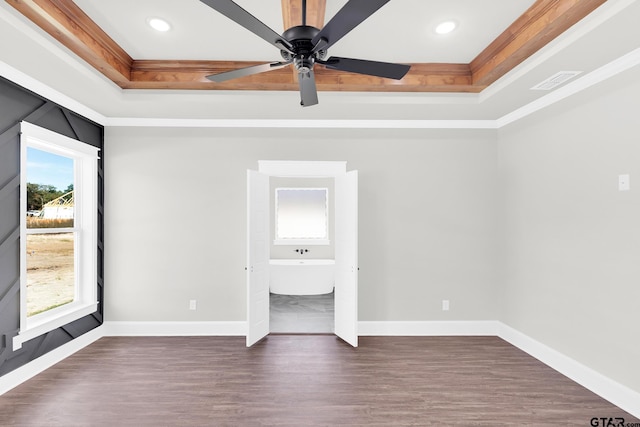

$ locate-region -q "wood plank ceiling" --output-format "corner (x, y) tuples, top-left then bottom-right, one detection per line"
(6, 0), (606, 93)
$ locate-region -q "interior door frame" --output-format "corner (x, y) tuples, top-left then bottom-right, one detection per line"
(248, 160), (358, 345)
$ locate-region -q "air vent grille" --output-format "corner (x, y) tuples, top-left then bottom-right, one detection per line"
(531, 71), (582, 90)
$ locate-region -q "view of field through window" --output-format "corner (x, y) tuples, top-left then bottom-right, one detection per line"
(26, 233), (75, 316)
(26, 147), (75, 317)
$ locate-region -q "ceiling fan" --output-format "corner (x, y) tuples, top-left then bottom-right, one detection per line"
(200, 0), (411, 107)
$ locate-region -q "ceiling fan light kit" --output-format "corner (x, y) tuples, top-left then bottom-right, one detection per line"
(200, 0), (411, 107)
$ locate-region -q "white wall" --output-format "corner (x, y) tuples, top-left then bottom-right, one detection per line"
(498, 66), (640, 393)
(104, 127), (500, 322)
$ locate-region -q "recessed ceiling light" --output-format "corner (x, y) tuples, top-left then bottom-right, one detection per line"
(148, 17), (171, 32)
(435, 21), (457, 35)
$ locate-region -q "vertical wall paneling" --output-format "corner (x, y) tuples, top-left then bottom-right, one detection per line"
(0, 76), (104, 377)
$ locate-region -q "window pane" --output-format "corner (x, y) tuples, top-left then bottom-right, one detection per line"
(277, 188), (328, 239)
(26, 233), (75, 317)
(26, 147), (74, 228)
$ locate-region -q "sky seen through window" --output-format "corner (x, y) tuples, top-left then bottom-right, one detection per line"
(27, 147), (74, 191)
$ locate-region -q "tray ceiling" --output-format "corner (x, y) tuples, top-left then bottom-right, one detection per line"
(5, 0), (607, 93)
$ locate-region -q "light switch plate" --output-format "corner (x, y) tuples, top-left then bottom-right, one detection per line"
(619, 174), (630, 191)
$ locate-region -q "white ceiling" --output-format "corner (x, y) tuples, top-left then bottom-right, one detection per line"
(71, 0), (535, 63)
(1, 0), (639, 125)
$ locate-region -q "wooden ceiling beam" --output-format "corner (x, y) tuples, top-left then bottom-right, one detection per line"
(6, 0), (607, 94)
(470, 0), (607, 86)
(6, 0), (132, 85)
(130, 60), (297, 90)
(129, 60), (476, 92)
(282, 0), (326, 29)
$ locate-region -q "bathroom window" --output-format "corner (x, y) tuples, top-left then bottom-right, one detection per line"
(275, 188), (329, 245)
(14, 122), (99, 350)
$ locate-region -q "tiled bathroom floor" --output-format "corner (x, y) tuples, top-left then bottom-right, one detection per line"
(270, 291), (334, 333)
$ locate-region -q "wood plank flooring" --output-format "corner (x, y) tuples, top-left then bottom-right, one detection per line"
(0, 336), (637, 426)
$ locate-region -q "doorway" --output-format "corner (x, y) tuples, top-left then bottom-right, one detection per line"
(246, 161), (358, 347)
(268, 176), (335, 334)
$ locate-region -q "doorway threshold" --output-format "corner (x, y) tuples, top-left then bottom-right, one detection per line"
(269, 332), (335, 336)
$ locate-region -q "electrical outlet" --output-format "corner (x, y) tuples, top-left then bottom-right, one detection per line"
(189, 299), (197, 310)
(442, 300), (450, 311)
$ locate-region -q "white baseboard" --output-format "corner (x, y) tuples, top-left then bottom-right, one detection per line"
(102, 321), (247, 337)
(497, 323), (640, 419)
(102, 320), (496, 338)
(2, 320), (638, 419)
(358, 320), (500, 336)
(0, 326), (103, 396)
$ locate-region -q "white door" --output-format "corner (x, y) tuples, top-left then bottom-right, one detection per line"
(246, 170), (270, 347)
(334, 170), (358, 347)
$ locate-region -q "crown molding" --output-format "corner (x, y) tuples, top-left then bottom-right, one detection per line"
(3, 46), (639, 130)
(497, 47), (640, 128)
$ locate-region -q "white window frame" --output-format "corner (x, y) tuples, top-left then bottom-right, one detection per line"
(13, 121), (99, 350)
(274, 187), (330, 246)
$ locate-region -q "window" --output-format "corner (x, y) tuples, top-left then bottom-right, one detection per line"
(275, 188), (329, 245)
(14, 122), (99, 350)
(25, 148), (75, 317)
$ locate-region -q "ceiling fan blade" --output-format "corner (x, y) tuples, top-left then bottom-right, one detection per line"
(206, 62), (290, 83)
(311, 0), (390, 51)
(320, 57), (410, 80)
(298, 71), (319, 107)
(200, 0), (292, 51)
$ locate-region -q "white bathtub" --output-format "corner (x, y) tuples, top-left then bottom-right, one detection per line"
(269, 259), (335, 295)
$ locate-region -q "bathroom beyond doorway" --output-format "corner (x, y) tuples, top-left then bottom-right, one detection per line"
(270, 292), (334, 333)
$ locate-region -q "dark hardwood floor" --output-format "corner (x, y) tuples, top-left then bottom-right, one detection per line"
(0, 336), (636, 426)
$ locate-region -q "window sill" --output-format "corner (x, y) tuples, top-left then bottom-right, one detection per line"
(13, 302), (98, 350)
(273, 239), (330, 246)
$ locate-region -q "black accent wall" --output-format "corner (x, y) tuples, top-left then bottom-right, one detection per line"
(0, 76), (104, 377)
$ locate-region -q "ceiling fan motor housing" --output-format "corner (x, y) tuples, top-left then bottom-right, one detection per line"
(200, 0), (410, 107)
(280, 25), (327, 72)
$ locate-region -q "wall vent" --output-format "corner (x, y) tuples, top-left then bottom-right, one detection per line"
(531, 71), (582, 90)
